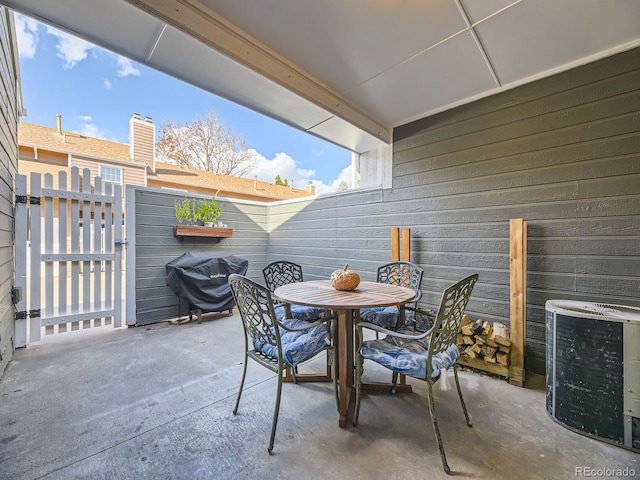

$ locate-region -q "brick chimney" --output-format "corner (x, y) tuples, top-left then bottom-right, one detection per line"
(129, 113), (155, 172)
(305, 181), (316, 195)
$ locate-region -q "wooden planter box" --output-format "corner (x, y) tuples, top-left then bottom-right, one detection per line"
(173, 225), (233, 238)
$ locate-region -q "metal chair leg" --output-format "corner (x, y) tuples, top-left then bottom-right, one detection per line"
(353, 350), (364, 426)
(268, 370), (284, 454)
(453, 365), (472, 427)
(427, 381), (451, 474)
(391, 371), (398, 394)
(233, 352), (249, 415)
(331, 319), (339, 411)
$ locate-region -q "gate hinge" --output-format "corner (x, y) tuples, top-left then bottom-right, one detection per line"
(15, 309), (41, 320)
(16, 195), (41, 205)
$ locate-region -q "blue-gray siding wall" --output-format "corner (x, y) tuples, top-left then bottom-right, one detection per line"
(266, 47), (640, 374)
(129, 187), (268, 326)
(0, 8), (19, 379)
(130, 47), (639, 375)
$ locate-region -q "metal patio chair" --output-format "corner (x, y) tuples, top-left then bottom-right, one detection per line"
(359, 261), (425, 332)
(229, 274), (337, 453)
(263, 260), (334, 381)
(262, 261), (327, 322)
(353, 273), (479, 474)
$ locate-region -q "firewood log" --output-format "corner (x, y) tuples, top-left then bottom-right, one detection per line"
(482, 320), (492, 336)
(463, 335), (475, 345)
(459, 314), (471, 332)
(481, 345), (498, 358)
(464, 346), (478, 358)
(461, 324), (475, 335)
(485, 334), (499, 347)
(496, 351), (510, 365)
(493, 322), (511, 346)
(472, 320), (484, 336)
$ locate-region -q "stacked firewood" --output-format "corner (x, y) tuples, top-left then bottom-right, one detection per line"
(457, 315), (511, 366)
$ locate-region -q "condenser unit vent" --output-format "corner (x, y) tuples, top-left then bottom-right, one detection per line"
(545, 300), (640, 453)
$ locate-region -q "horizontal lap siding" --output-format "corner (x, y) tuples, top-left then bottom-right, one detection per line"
(267, 47), (640, 375)
(392, 47), (640, 374)
(131, 187), (268, 325)
(267, 189), (403, 280)
(0, 8), (18, 379)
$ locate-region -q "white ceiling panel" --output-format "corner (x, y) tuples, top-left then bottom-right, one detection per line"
(199, 0), (468, 95)
(349, 30), (499, 125)
(4, 0), (164, 60)
(148, 24), (334, 132)
(309, 116), (384, 155)
(476, 0), (640, 86)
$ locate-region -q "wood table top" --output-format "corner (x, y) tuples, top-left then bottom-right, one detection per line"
(274, 280), (416, 310)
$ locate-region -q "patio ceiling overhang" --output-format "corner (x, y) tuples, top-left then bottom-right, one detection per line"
(4, 0), (640, 154)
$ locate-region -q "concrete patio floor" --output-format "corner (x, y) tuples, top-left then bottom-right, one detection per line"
(0, 313), (638, 480)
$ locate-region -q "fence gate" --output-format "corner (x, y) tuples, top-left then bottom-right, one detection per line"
(14, 167), (124, 346)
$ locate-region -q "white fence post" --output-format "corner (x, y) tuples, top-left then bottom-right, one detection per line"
(14, 175), (28, 347)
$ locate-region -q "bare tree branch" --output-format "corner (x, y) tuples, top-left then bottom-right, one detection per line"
(156, 110), (258, 176)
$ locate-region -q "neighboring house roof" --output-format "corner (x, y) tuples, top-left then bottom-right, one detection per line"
(148, 161), (310, 200)
(18, 121), (312, 201)
(18, 122), (133, 163)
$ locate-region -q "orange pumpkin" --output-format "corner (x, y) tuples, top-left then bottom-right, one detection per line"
(330, 264), (360, 291)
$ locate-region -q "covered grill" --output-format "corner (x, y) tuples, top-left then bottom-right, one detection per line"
(166, 251), (249, 323)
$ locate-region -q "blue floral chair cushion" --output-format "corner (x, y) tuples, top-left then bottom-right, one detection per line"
(360, 306), (403, 329)
(274, 304), (326, 322)
(359, 307), (431, 330)
(360, 325), (460, 379)
(253, 318), (331, 366)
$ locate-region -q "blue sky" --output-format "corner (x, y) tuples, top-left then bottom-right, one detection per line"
(14, 14), (353, 194)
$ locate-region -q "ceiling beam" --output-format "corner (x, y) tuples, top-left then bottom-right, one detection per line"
(125, 0), (392, 144)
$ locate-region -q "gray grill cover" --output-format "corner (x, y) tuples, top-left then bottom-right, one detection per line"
(166, 251), (248, 312)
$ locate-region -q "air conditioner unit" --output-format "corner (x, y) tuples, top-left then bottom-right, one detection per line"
(545, 300), (640, 452)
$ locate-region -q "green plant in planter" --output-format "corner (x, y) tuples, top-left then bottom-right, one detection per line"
(174, 197), (195, 224)
(195, 197), (223, 226)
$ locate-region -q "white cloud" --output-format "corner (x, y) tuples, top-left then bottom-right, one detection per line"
(14, 13), (39, 58)
(116, 56), (140, 77)
(331, 164), (354, 191)
(244, 150), (338, 195)
(46, 26), (96, 69)
(75, 116), (106, 139)
(103, 79), (113, 89)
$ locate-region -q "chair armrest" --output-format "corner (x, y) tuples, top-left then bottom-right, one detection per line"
(407, 289), (422, 304)
(356, 320), (434, 340)
(277, 314), (337, 332)
(402, 305), (434, 315)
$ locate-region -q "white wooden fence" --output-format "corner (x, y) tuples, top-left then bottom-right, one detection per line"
(14, 167), (124, 345)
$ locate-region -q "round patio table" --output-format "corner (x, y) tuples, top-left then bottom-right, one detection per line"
(274, 279), (416, 428)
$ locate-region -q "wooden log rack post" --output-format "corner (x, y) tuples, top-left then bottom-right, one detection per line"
(508, 218), (527, 386)
(367, 227), (412, 392)
(457, 219), (527, 386)
(391, 227), (411, 262)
